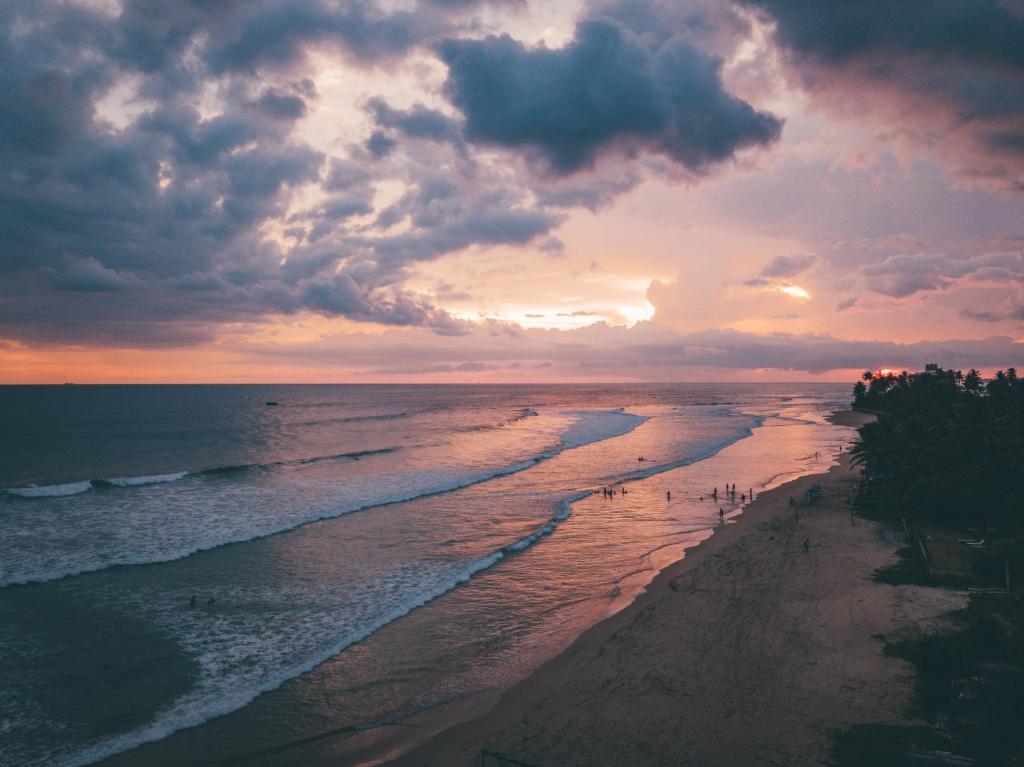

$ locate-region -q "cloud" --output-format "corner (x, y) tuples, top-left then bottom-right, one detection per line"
(367, 98), (463, 145)
(745, 253), (817, 286)
(238, 321), (1024, 377)
(436, 16), (782, 174)
(859, 253), (957, 298)
(835, 297), (857, 312)
(250, 89), (310, 120)
(757, 254), (817, 279)
(0, 0), (574, 346)
(859, 251), (1024, 298)
(740, 0), (1024, 189)
(960, 309), (1002, 323)
(204, 2), (449, 73)
(50, 257), (144, 293)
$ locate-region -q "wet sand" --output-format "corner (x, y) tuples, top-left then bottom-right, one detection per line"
(388, 410), (965, 766)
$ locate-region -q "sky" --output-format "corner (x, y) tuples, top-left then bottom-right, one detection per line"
(1, 0), (1023, 383)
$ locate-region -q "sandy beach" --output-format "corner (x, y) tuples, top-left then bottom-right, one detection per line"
(389, 410), (965, 767)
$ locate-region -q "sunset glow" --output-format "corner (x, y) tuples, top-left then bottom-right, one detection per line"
(776, 285), (811, 300)
(0, 1), (1021, 382)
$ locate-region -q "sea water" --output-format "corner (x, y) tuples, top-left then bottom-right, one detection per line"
(0, 384), (855, 766)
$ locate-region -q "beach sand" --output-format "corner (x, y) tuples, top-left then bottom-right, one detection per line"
(388, 410), (965, 767)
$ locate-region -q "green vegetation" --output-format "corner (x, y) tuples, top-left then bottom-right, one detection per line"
(851, 364), (1024, 530)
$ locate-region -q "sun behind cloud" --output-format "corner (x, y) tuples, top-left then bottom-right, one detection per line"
(776, 285), (811, 299)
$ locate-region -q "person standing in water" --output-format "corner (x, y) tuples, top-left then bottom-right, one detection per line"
(719, 507), (725, 522)
(666, 491), (671, 501)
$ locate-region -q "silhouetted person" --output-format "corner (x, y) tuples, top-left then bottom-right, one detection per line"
(713, 487), (718, 500)
(208, 596), (215, 605)
(189, 594), (196, 608)
(719, 507), (725, 522)
(666, 491), (671, 501)
(802, 537), (810, 553)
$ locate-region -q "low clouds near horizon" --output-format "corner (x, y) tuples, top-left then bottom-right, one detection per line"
(1, 0), (1023, 380)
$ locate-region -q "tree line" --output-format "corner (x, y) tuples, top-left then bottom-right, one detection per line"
(850, 364), (1024, 529)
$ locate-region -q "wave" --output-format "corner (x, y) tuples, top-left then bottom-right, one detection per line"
(4, 481), (93, 498)
(284, 405), (450, 429)
(54, 494), (586, 767)
(93, 472), (188, 488)
(2, 450), (397, 500)
(0, 411), (643, 586)
(196, 448), (398, 477)
(455, 407), (540, 433)
(601, 415), (766, 486)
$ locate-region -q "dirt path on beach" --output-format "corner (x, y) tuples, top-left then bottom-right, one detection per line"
(388, 414), (965, 767)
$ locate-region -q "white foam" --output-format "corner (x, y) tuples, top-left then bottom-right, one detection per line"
(558, 410), (647, 451)
(52, 503), (578, 767)
(5, 481), (92, 498)
(0, 409), (647, 586)
(100, 472), (188, 487)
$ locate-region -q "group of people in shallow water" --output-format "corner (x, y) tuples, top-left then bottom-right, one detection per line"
(707, 483), (752, 504)
(599, 481), (756, 527)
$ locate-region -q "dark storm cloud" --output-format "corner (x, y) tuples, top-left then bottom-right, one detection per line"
(740, 1), (1024, 73)
(739, 0), (1024, 188)
(250, 90), (310, 120)
(436, 16), (782, 174)
(204, 2), (449, 73)
(367, 98), (463, 145)
(0, 0), (569, 346)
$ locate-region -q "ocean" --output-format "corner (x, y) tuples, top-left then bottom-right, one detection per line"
(0, 383), (855, 766)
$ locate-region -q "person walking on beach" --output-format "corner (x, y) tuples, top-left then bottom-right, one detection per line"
(667, 491), (671, 501)
(719, 507), (725, 523)
(802, 537), (810, 553)
(712, 487), (718, 500)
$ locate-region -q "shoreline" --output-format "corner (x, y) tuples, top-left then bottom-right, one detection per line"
(385, 409), (964, 766)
